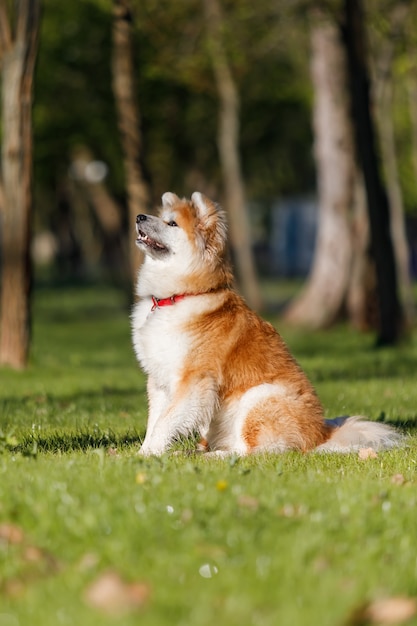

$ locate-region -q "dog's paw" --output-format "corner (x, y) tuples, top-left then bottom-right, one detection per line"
(196, 437), (209, 452)
(171, 449), (204, 457)
(203, 450), (237, 458)
(137, 446), (163, 457)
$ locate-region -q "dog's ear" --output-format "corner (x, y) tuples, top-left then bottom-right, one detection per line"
(192, 191), (228, 255)
(192, 192), (226, 227)
(161, 192), (180, 208)
(191, 192), (215, 219)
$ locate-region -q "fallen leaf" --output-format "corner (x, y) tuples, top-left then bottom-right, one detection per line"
(24, 545), (45, 562)
(391, 473), (405, 486)
(84, 571), (150, 615)
(0, 524), (25, 545)
(237, 495), (259, 511)
(348, 596), (417, 625)
(0, 525), (60, 597)
(277, 504), (307, 518)
(358, 448), (378, 460)
(23, 545), (60, 572)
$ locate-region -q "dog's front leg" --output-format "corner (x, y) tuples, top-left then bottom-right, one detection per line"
(145, 376), (169, 437)
(139, 378), (218, 456)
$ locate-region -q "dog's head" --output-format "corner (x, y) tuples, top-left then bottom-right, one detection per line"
(136, 192), (233, 297)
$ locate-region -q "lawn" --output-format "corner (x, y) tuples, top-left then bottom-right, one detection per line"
(0, 283), (417, 626)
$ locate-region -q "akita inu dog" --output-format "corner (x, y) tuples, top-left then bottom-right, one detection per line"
(131, 192), (400, 456)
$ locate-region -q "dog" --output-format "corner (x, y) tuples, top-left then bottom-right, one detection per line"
(131, 192), (400, 456)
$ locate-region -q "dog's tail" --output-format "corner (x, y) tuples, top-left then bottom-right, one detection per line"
(315, 416), (402, 453)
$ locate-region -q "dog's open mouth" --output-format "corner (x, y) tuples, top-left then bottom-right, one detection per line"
(136, 229), (168, 252)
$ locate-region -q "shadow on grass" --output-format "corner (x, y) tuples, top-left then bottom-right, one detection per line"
(13, 418), (415, 457)
(17, 427), (143, 456)
(310, 363), (417, 383)
(383, 417), (417, 431)
(1, 386), (146, 411)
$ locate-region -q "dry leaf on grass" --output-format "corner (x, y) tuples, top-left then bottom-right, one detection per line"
(277, 504), (307, 518)
(0, 524), (58, 570)
(391, 473), (405, 486)
(0, 522), (61, 600)
(84, 570), (150, 615)
(348, 596), (417, 625)
(0, 524), (25, 544)
(237, 495), (259, 511)
(23, 545), (60, 572)
(358, 448), (378, 460)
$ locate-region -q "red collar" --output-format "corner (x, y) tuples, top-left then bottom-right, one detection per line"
(151, 294), (188, 311)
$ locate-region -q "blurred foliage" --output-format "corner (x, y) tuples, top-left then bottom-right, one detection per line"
(32, 0), (314, 224)
(27, 0), (417, 232)
(367, 0), (417, 213)
(34, 1), (124, 212)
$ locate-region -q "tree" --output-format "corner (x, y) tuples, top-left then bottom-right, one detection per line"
(342, 0), (404, 345)
(0, 0), (41, 369)
(30, 0), (315, 276)
(112, 0), (151, 287)
(203, 0), (262, 310)
(68, 146), (129, 283)
(286, 2), (410, 344)
(284, 16), (355, 327)
(371, 1), (413, 326)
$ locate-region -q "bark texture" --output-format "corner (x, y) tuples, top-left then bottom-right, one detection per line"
(70, 147), (130, 282)
(112, 0), (151, 287)
(203, 0), (262, 311)
(0, 0), (40, 368)
(284, 20), (354, 327)
(373, 2), (413, 327)
(346, 170), (377, 331)
(342, 0), (404, 345)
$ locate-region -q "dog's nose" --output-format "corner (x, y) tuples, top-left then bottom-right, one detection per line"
(136, 214), (147, 223)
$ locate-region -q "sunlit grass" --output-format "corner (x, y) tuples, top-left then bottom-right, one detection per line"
(0, 282), (417, 626)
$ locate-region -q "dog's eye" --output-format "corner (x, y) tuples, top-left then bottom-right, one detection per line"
(167, 220), (178, 227)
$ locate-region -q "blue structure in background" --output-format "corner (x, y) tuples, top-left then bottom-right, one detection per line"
(270, 196), (318, 277)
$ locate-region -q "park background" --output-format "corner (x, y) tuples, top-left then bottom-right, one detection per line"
(2, 0), (417, 361)
(1, 1), (417, 625)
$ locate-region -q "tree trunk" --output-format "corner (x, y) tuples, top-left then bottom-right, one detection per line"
(69, 146), (130, 283)
(203, 0), (262, 311)
(342, 0), (404, 345)
(347, 169), (378, 331)
(408, 60), (417, 188)
(372, 2), (413, 327)
(284, 20), (354, 327)
(0, 0), (40, 369)
(112, 0), (151, 288)
(377, 79), (413, 328)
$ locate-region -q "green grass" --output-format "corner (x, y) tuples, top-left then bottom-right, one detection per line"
(1, 283), (417, 626)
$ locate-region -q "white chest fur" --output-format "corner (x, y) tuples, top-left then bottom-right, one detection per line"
(131, 298), (193, 388)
